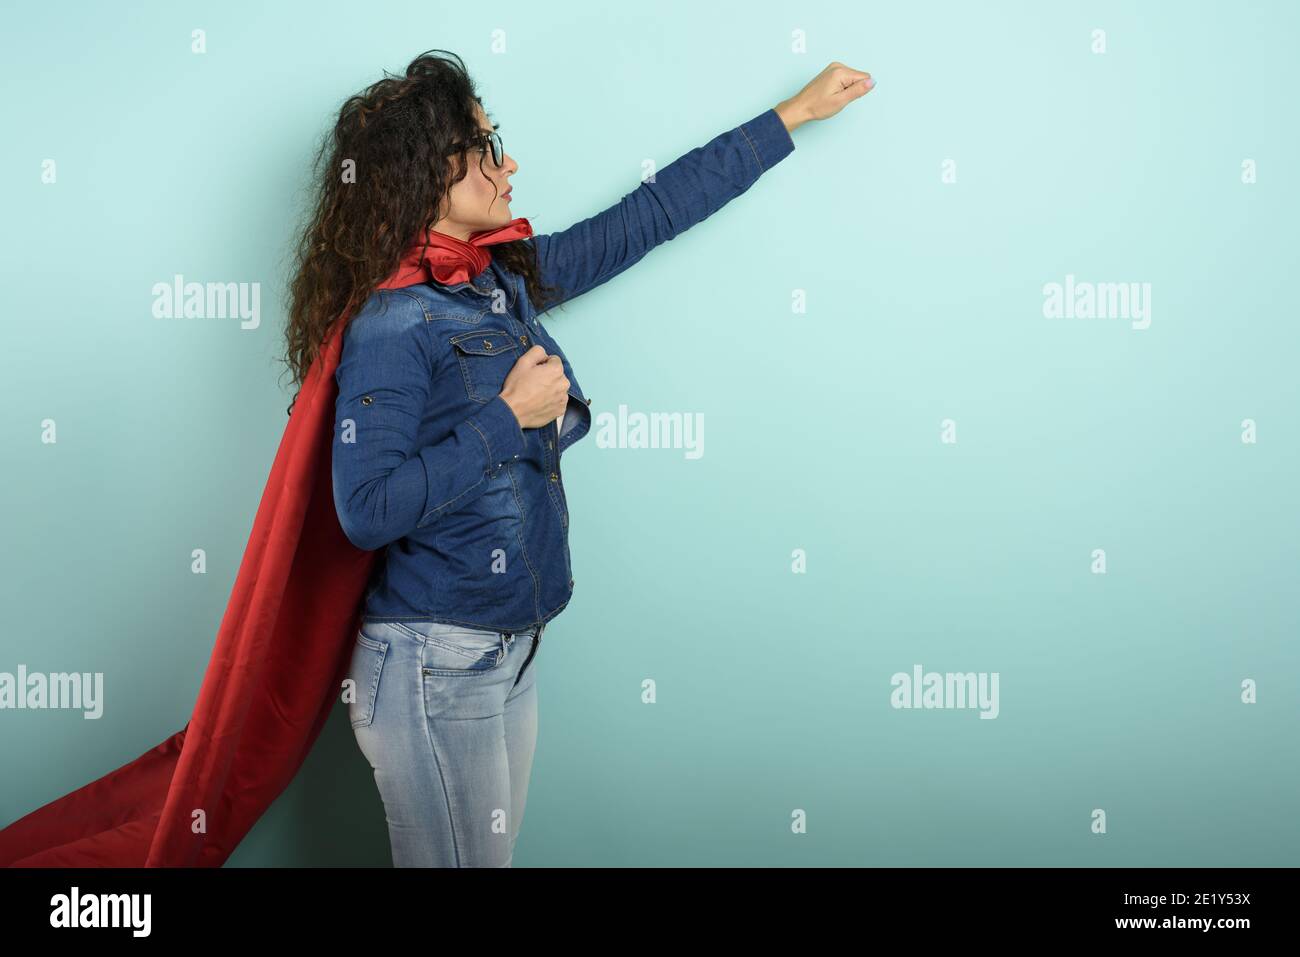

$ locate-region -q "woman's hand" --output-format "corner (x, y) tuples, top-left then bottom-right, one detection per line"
(775, 62), (874, 133)
(500, 346), (570, 429)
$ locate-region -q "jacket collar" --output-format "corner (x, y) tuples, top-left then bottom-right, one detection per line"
(432, 259), (516, 310)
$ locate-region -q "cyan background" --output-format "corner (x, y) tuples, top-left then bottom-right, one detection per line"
(2, 0), (1297, 866)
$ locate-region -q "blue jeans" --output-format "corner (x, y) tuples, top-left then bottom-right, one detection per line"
(346, 618), (545, 866)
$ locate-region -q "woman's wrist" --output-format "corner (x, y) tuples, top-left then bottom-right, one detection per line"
(774, 97), (808, 134)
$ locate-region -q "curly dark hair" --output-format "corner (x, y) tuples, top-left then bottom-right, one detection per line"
(279, 49), (563, 414)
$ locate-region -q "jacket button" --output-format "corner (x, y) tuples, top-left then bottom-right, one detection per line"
(483, 340), (493, 350)
(361, 395), (373, 406)
(584, 397), (591, 406)
(519, 335), (528, 346)
(549, 472), (558, 482)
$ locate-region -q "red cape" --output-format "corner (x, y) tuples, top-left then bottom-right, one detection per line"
(0, 219), (533, 867)
(0, 316), (377, 866)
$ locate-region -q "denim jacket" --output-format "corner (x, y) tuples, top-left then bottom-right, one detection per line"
(332, 106), (795, 632)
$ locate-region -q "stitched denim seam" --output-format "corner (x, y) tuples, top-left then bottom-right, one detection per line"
(465, 415), (495, 468)
(504, 464), (545, 622)
(378, 288), (431, 321)
(739, 122), (765, 173)
(432, 308), (492, 324)
(411, 296), (449, 388)
(364, 613), (554, 632)
(417, 467), (487, 527)
(417, 630), (509, 676)
(350, 634), (388, 728)
(426, 636), (503, 668)
(451, 333), (518, 403)
(389, 619), (502, 657)
(364, 600), (572, 631)
(370, 288), (441, 396)
(419, 692), (461, 865)
(543, 426), (569, 528)
(453, 350), (483, 403)
(383, 620), (429, 650)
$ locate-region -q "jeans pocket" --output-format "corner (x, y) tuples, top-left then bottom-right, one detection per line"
(393, 621), (510, 677)
(347, 631), (390, 729)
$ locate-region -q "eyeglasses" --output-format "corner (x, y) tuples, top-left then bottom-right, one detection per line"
(448, 130), (504, 169)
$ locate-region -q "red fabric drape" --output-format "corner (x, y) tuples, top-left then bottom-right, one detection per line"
(0, 319), (375, 866)
(0, 218), (532, 867)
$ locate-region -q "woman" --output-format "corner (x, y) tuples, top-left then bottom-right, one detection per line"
(282, 49), (873, 867)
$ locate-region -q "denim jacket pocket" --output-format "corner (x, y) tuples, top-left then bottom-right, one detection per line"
(450, 329), (519, 404)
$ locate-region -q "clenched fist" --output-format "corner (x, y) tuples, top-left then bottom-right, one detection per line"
(499, 345), (570, 429)
(775, 61), (874, 133)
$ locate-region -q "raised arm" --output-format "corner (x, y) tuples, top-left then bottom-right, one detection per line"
(528, 108), (794, 309)
(528, 63), (874, 309)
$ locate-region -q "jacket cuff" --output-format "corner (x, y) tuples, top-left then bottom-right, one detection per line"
(740, 107), (796, 173)
(468, 393), (526, 469)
